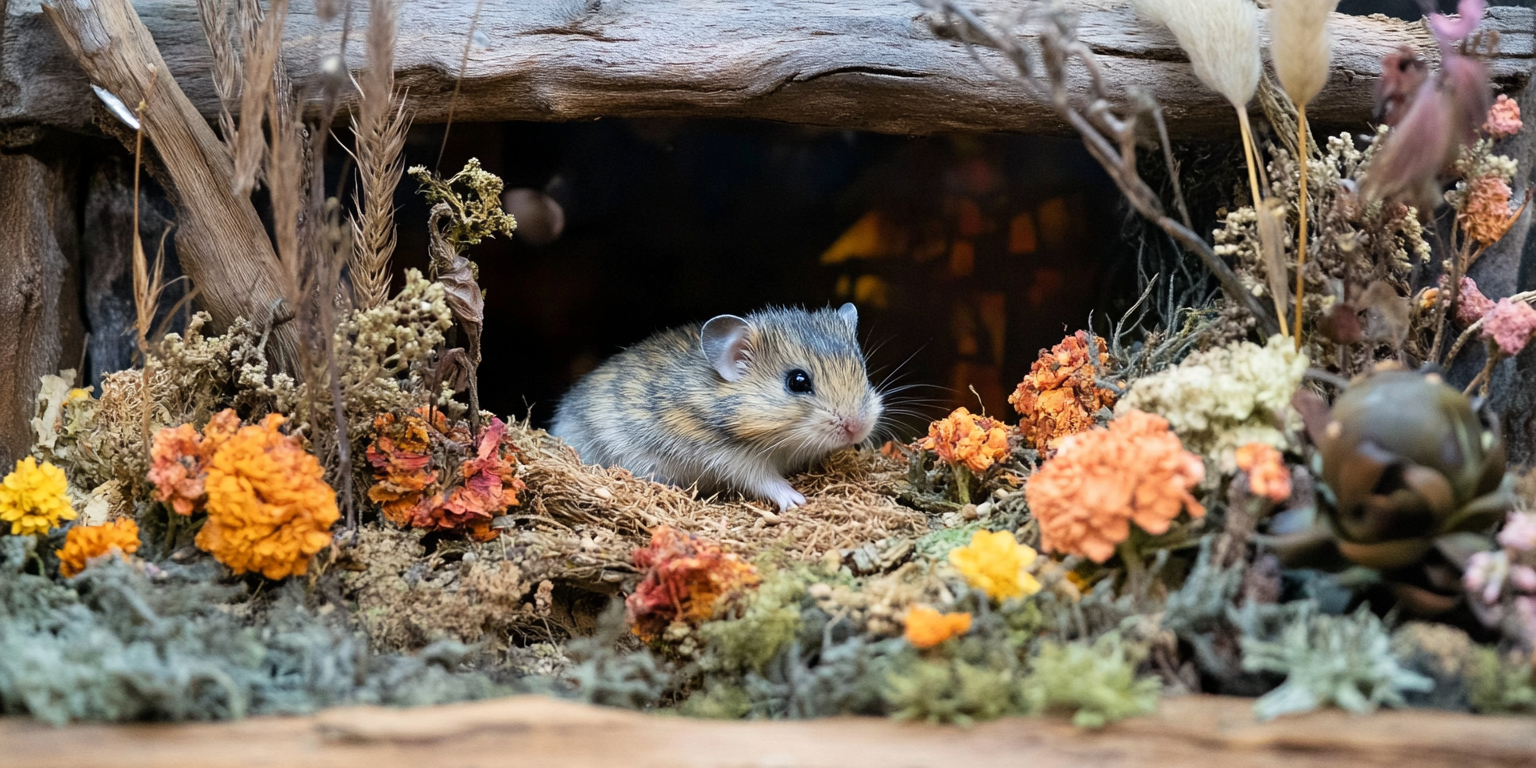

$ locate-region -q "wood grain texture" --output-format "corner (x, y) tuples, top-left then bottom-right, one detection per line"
(0, 151), (86, 469)
(3, 1), (1534, 139)
(41, 0), (300, 370)
(3, 694), (1535, 768)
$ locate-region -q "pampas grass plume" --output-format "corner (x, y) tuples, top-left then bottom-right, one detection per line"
(1271, 0), (1339, 108)
(1134, 0), (1261, 110)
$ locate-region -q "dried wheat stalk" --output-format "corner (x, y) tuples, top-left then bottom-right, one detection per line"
(231, 0), (288, 196)
(347, 0), (411, 310)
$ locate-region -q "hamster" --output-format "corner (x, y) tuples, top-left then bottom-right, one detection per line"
(550, 304), (883, 510)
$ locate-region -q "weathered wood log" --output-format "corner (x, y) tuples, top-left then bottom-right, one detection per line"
(0, 150), (86, 469)
(4, 694), (1536, 768)
(41, 0), (300, 371)
(2, 1), (1533, 140)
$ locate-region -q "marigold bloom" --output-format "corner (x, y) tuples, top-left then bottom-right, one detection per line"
(947, 529), (1042, 601)
(903, 605), (973, 649)
(147, 410), (241, 516)
(1481, 298), (1536, 356)
(0, 457), (76, 536)
(919, 408), (1011, 474)
(1461, 175), (1517, 245)
(56, 518), (141, 577)
(625, 526), (760, 641)
(1485, 94), (1523, 138)
(197, 414), (338, 580)
(1025, 410), (1206, 563)
(1234, 442), (1292, 503)
(1009, 332), (1118, 450)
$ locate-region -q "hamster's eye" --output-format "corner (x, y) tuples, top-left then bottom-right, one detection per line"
(785, 369), (814, 395)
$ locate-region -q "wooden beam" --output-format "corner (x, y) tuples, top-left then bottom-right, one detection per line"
(4, 694), (1536, 768)
(3, 1), (1533, 140)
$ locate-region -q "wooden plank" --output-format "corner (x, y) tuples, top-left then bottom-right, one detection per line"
(3, 1), (1533, 139)
(3, 694), (1535, 768)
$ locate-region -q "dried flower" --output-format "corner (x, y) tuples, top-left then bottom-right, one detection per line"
(1485, 94), (1523, 138)
(1009, 332), (1117, 450)
(625, 526), (760, 641)
(147, 410), (241, 516)
(1270, 0), (1339, 109)
(1115, 334), (1306, 468)
(1365, 53), (1490, 211)
(947, 529), (1042, 601)
(1466, 550), (1510, 605)
(197, 414), (339, 580)
(1429, 0), (1486, 48)
(0, 457), (75, 536)
(1481, 298), (1536, 356)
(366, 410), (525, 541)
(55, 518), (140, 578)
(1374, 46), (1428, 126)
(1461, 174), (1518, 245)
(1512, 565), (1536, 593)
(919, 408), (1011, 474)
(1026, 410), (1206, 563)
(1235, 442), (1292, 503)
(1452, 275), (1496, 326)
(1134, 0), (1259, 111)
(1499, 511), (1536, 551)
(903, 605), (973, 649)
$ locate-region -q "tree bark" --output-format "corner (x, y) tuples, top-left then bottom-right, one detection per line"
(0, 149), (86, 468)
(2, 1), (1533, 139)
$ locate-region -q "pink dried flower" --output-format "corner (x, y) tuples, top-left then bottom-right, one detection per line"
(1480, 298), (1536, 356)
(1512, 565), (1536, 593)
(1499, 511), (1536, 551)
(1430, 0), (1486, 48)
(1466, 550), (1509, 604)
(1450, 275), (1496, 326)
(1485, 94), (1523, 138)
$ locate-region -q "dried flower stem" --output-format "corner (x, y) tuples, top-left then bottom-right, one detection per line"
(1239, 107), (1290, 339)
(436, 0), (487, 170)
(922, 0), (1279, 336)
(1293, 110), (1311, 350)
(1463, 341), (1502, 397)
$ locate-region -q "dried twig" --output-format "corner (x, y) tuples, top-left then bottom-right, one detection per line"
(921, 0), (1280, 337)
(436, 0), (487, 169)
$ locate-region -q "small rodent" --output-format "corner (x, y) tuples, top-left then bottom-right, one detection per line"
(550, 304), (884, 510)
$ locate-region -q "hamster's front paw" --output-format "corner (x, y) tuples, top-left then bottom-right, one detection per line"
(756, 477), (807, 512)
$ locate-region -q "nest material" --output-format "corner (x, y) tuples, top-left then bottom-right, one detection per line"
(506, 421), (928, 563)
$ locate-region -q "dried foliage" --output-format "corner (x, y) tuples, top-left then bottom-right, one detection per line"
(1009, 331), (1117, 451)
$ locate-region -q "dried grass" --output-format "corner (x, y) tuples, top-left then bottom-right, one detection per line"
(347, 0), (411, 310)
(504, 422), (927, 563)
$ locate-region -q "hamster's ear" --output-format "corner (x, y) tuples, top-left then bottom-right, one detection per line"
(838, 302), (858, 327)
(700, 315), (754, 382)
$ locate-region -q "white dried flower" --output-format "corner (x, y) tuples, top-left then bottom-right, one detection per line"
(1135, 0), (1262, 109)
(1269, 0), (1339, 108)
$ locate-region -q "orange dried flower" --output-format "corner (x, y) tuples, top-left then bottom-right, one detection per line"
(56, 518), (141, 578)
(903, 605), (973, 649)
(625, 526), (760, 642)
(197, 414), (338, 580)
(1234, 442), (1292, 503)
(1461, 174), (1518, 245)
(365, 410), (525, 541)
(147, 410), (241, 515)
(1010, 331), (1118, 450)
(1025, 410), (1206, 563)
(919, 407), (1011, 474)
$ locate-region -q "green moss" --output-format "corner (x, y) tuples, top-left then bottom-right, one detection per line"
(914, 522), (984, 562)
(564, 602), (673, 710)
(1019, 633), (1160, 728)
(680, 681), (752, 719)
(1467, 645), (1536, 715)
(885, 654), (1017, 725)
(698, 567), (806, 675)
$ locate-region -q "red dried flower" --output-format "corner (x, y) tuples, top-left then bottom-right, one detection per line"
(365, 410), (525, 541)
(1009, 331), (1117, 450)
(625, 526), (760, 642)
(147, 410), (241, 516)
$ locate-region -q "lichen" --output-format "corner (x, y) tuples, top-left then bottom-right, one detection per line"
(1019, 633), (1160, 728)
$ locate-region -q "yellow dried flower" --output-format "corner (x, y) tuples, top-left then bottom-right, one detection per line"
(0, 457), (76, 536)
(919, 407), (1011, 474)
(948, 529), (1042, 602)
(197, 414), (339, 580)
(903, 605), (973, 649)
(56, 518), (141, 577)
